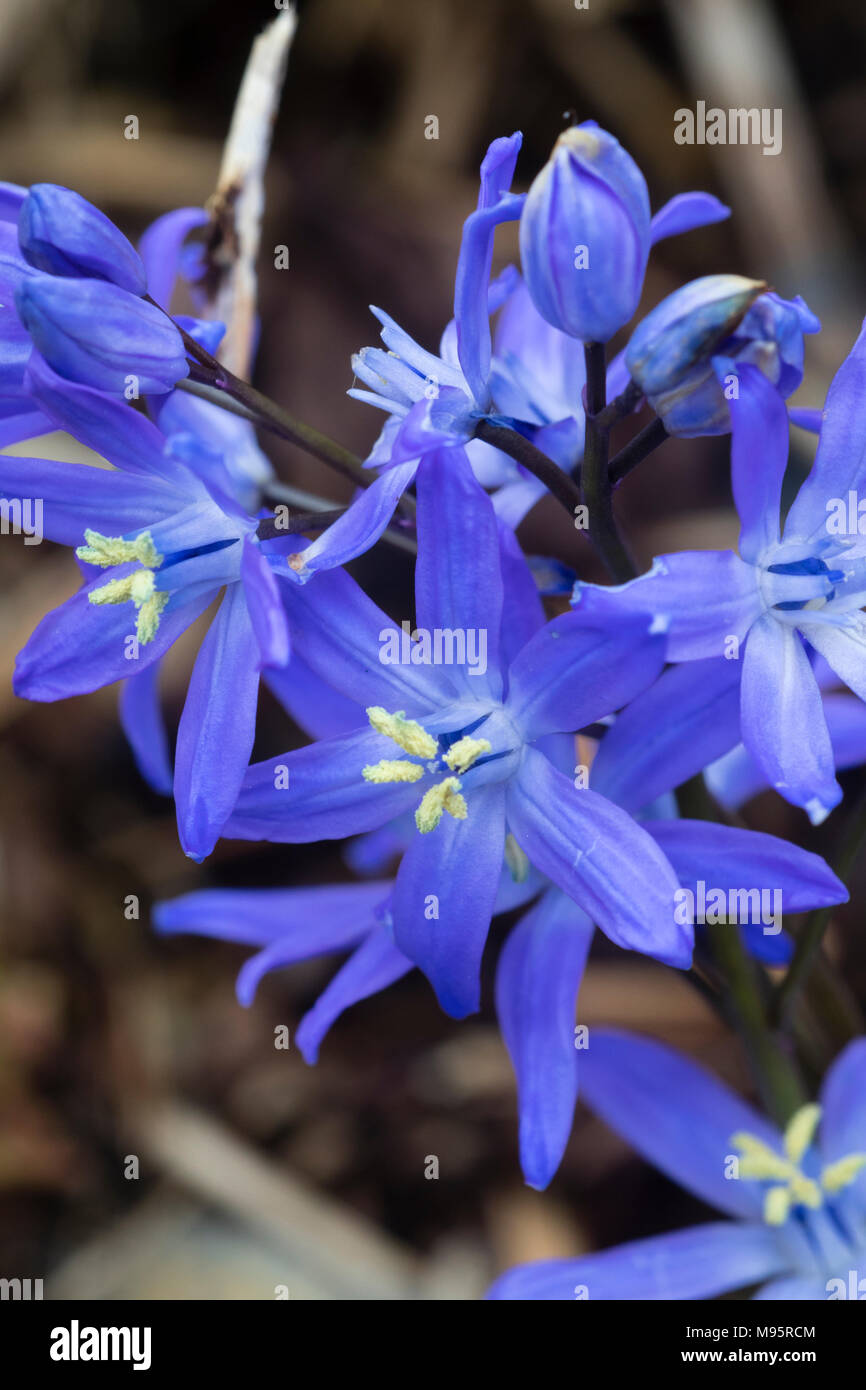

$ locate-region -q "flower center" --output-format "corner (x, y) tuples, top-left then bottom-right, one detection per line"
(730, 1103), (866, 1226)
(77, 528), (168, 644)
(361, 707), (494, 833)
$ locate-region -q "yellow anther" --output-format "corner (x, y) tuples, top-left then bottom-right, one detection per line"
(362, 759), (424, 784)
(366, 707), (437, 759)
(784, 1104), (822, 1164)
(89, 574), (137, 606)
(730, 1131), (794, 1184)
(89, 567), (168, 645)
(415, 777), (467, 834)
(444, 735), (492, 774)
(505, 832), (530, 883)
(732, 1102), (866, 1226)
(764, 1186), (792, 1227)
(76, 528), (162, 570)
(136, 592), (169, 644)
(821, 1154), (866, 1193)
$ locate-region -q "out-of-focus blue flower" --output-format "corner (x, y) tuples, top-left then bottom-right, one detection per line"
(15, 274), (188, 394)
(626, 275), (820, 436)
(7, 354), (290, 861)
(18, 184), (147, 294)
(575, 325), (866, 824)
(222, 453), (686, 1018)
(489, 1031), (866, 1300)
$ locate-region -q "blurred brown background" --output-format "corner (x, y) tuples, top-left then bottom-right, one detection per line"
(0, 0), (865, 1299)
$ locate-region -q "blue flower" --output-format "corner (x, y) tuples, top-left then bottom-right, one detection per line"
(625, 276), (820, 436)
(519, 122), (729, 344)
(7, 355), (289, 861)
(488, 1031), (866, 1300)
(222, 451), (686, 1017)
(18, 183), (147, 293)
(574, 326), (866, 824)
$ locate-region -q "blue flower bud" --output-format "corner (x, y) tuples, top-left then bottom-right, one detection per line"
(519, 122), (651, 343)
(15, 274), (189, 394)
(19, 184), (147, 295)
(625, 276), (818, 436)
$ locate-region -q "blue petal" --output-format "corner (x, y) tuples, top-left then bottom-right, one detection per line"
(25, 351), (191, 485)
(414, 448), (503, 700)
(137, 207), (209, 309)
(579, 1029), (780, 1220)
(291, 460), (418, 578)
(507, 589), (666, 738)
(647, 819), (848, 914)
(391, 782), (506, 1017)
(174, 584), (261, 860)
(820, 1038), (866, 1163)
(507, 749), (691, 966)
(589, 657), (742, 813)
(281, 563), (443, 713)
(19, 184), (147, 294)
(224, 726), (424, 844)
(14, 570), (213, 701)
(265, 650), (361, 740)
(153, 880), (390, 949)
(454, 132), (523, 399)
(741, 616), (840, 823)
(575, 551), (762, 662)
(799, 616), (866, 705)
(649, 191), (730, 244)
(751, 1276), (828, 1300)
(119, 660), (172, 795)
(240, 539), (290, 669)
(296, 923), (413, 1062)
(497, 519), (545, 667)
(716, 358), (788, 562)
(0, 453), (185, 546)
(783, 317), (866, 544)
(487, 1223), (786, 1300)
(495, 887), (593, 1189)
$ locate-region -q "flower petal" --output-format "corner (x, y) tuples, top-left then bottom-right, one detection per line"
(507, 749), (690, 966)
(589, 657), (742, 813)
(174, 585), (261, 860)
(717, 359), (788, 562)
(649, 191), (730, 244)
(391, 782), (506, 1017)
(296, 923), (413, 1062)
(487, 1222), (786, 1301)
(119, 660), (172, 795)
(741, 616), (840, 823)
(414, 448), (503, 699)
(153, 880), (390, 949)
(579, 1029), (779, 1219)
(495, 887), (593, 1189)
(507, 589), (666, 737)
(291, 460), (418, 578)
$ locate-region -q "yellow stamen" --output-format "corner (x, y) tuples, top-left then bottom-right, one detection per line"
(821, 1154), (866, 1193)
(444, 735), (492, 774)
(784, 1103), (822, 1164)
(89, 567), (168, 645)
(136, 591), (169, 644)
(76, 528), (162, 569)
(505, 832), (530, 883)
(366, 707), (437, 759)
(764, 1186), (792, 1226)
(362, 759), (424, 784)
(415, 777), (466, 833)
(731, 1103), (866, 1226)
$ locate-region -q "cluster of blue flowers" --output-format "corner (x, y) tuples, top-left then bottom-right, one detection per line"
(3, 120), (866, 1300)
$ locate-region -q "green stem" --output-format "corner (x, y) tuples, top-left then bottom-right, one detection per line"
(676, 773), (806, 1125)
(773, 781), (866, 1028)
(609, 417), (669, 486)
